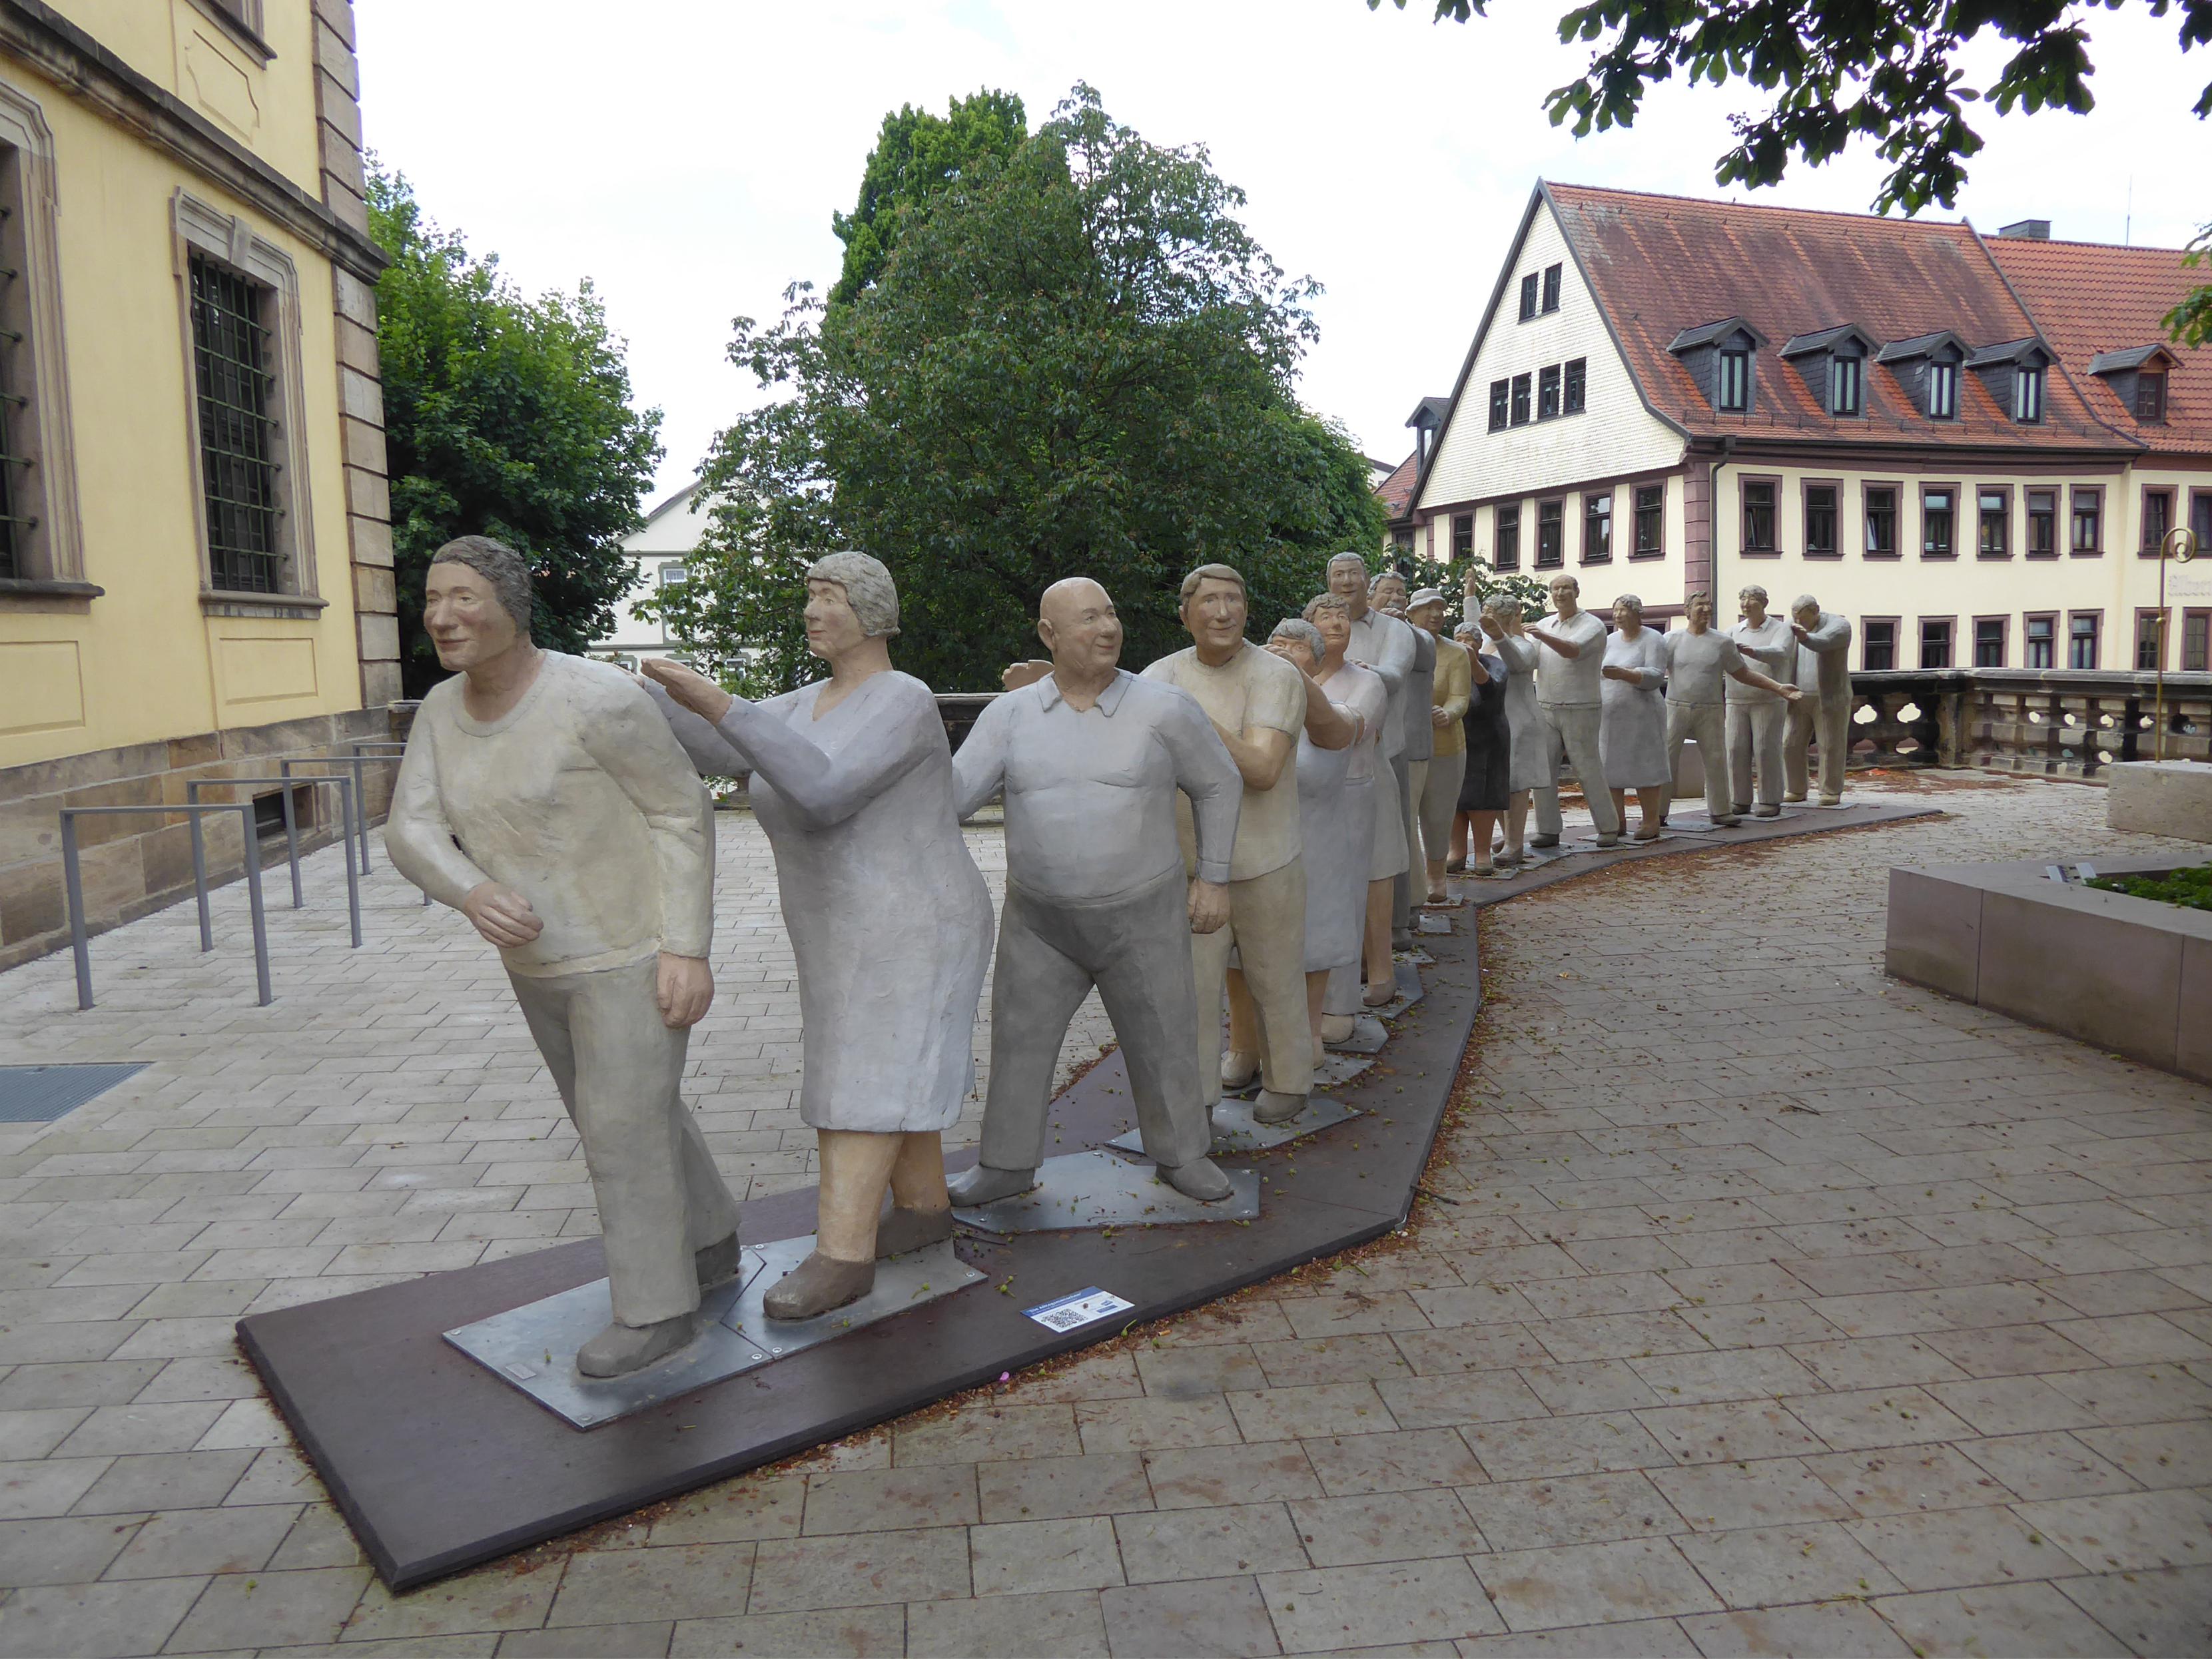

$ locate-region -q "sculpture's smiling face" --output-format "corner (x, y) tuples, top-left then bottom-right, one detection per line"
(424, 562), (519, 672)
(1686, 594), (1713, 631)
(1038, 579), (1124, 674)
(1613, 600), (1639, 633)
(1371, 575), (1408, 616)
(1311, 603), (1351, 658)
(1327, 559), (1369, 608)
(803, 579), (867, 661)
(1183, 577), (1248, 654)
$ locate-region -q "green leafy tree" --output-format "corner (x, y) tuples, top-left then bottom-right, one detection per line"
(1373, 0), (2209, 338)
(651, 86), (1385, 695)
(369, 167), (663, 695)
(829, 89), (1028, 307)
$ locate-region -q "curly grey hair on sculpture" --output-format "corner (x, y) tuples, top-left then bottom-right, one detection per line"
(1613, 593), (1645, 619)
(1270, 617), (1324, 659)
(1738, 583), (1769, 605)
(1303, 592), (1351, 622)
(1487, 593), (1524, 621)
(430, 535), (534, 634)
(807, 551), (900, 639)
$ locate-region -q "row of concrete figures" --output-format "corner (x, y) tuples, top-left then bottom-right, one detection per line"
(383, 537), (1448, 1429)
(1445, 575), (1860, 880)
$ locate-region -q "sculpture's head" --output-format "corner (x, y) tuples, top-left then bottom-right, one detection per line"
(1792, 594), (1821, 627)
(1037, 577), (1123, 676)
(1613, 593), (1644, 633)
(1453, 620), (1483, 649)
(1179, 564), (1250, 659)
(1326, 552), (1371, 610)
(426, 536), (532, 673)
(1266, 617), (1323, 676)
(803, 551), (899, 663)
(1406, 588), (1447, 635)
(1484, 593), (1523, 637)
(1302, 591), (1352, 658)
(1685, 591), (1712, 631)
(1370, 570), (1409, 617)
(1738, 583), (1769, 623)
(1549, 573), (1581, 613)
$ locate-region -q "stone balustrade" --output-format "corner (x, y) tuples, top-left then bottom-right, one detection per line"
(1848, 669), (2212, 781)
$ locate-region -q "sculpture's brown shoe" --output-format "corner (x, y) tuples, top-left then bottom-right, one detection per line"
(763, 1252), (875, 1321)
(694, 1233), (741, 1291)
(875, 1205), (954, 1258)
(577, 1312), (698, 1379)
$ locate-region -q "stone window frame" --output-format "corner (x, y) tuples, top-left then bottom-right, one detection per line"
(2193, 488), (2212, 551)
(1861, 614), (1900, 671)
(2139, 485), (2175, 557)
(1739, 474), (1781, 557)
(186, 0), (276, 63)
(1975, 482), (2013, 560)
(1919, 482), (1960, 561)
(1493, 501), (1521, 571)
(2134, 607), (2169, 671)
(1535, 498), (1564, 569)
(2024, 609), (2059, 670)
(2069, 485), (2103, 557)
(2181, 607), (2209, 673)
(1451, 512), (1474, 562)
(1917, 615), (1956, 670)
(0, 79), (88, 601)
(171, 189), (322, 615)
(2025, 488), (2059, 559)
(1862, 480), (1900, 559)
(1800, 477), (1843, 560)
(1581, 490), (1613, 565)
(2068, 608), (2102, 669)
(1972, 613), (2009, 668)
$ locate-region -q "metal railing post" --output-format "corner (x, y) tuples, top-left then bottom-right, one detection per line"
(241, 809), (272, 1006)
(61, 811), (90, 1011)
(188, 809), (212, 952)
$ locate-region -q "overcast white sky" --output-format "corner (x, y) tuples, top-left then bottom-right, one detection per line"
(355, 1), (2207, 501)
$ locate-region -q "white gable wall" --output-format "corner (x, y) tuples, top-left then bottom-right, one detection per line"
(1416, 199), (1684, 515)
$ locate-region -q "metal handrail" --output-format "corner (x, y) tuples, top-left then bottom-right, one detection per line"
(184, 775), (361, 947)
(61, 803), (270, 1010)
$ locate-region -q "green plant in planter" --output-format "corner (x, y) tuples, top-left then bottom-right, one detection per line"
(2087, 866), (2212, 912)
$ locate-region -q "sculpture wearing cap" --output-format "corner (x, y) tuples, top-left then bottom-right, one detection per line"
(643, 553), (994, 1321)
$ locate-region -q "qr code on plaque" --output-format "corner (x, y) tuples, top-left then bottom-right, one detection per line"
(1036, 1307), (1088, 1331)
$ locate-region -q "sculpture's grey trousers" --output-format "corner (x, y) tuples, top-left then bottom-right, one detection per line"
(1726, 699), (1787, 811)
(1665, 700), (1732, 822)
(1785, 695), (1851, 801)
(982, 868), (1211, 1173)
(1419, 748), (1466, 871)
(1533, 702), (1624, 840)
(1392, 758), (1427, 934)
(508, 956), (742, 1327)
(1197, 857), (1309, 1105)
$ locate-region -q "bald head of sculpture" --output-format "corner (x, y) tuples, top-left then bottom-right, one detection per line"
(1036, 577), (1124, 681)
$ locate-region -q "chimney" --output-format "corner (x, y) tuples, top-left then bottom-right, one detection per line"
(1996, 219), (2051, 240)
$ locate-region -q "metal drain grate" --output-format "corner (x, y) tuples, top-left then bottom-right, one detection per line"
(0, 1064), (148, 1124)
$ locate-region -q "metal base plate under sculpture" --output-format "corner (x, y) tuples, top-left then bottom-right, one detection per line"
(442, 1239), (982, 1431)
(1363, 959), (1427, 1022)
(1106, 1093), (1359, 1158)
(1222, 1053), (1374, 1097)
(1325, 1013), (1389, 1054)
(952, 1148), (1262, 1234)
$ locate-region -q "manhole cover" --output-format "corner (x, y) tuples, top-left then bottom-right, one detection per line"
(0, 1064), (147, 1124)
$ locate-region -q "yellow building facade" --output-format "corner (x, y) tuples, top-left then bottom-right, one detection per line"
(0, 0), (393, 970)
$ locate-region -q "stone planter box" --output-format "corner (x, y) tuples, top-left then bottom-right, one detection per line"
(1886, 854), (2212, 1083)
(2107, 759), (2212, 842)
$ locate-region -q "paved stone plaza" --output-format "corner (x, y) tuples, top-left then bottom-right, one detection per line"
(0, 774), (2207, 1657)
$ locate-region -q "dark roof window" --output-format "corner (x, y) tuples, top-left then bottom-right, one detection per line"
(1874, 331), (1968, 420)
(2086, 344), (2178, 426)
(1668, 318), (1765, 415)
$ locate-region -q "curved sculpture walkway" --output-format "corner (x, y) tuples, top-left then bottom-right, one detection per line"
(240, 801), (1938, 1589)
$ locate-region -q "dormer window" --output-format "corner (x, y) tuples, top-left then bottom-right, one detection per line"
(1830, 354), (1863, 416)
(2087, 344), (2177, 426)
(1968, 338), (2054, 428)
(2138, 372), (2167, 422)
(2015, 366), (2044, 423)
(1718, 350), (1749, 412)
(1928, 361), (1957, 419)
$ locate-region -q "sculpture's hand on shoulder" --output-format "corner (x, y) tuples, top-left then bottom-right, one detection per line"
(1188, 878), (1231, 936)
(1001, 661), (1052, 691)
(641, 658), (735, 723)
(461, 882), (542, 949)
(656, 951), (714, 1029)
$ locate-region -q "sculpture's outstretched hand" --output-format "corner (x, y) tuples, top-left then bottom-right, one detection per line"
(1001, 661), (1053, 691)
(1782, 685), (1805, 702)
(461, 881), (542, 949)
(641, 658), (735, 724)
(656, 951), (714, 1029)
(1188, 878), (1231, 935)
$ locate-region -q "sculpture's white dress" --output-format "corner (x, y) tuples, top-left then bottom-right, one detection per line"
(1600, 627), (1671, 788)
(653, 671), (992, 1135)
(1493, 634), (1547, 793)
(1300, 663), (1383, 972)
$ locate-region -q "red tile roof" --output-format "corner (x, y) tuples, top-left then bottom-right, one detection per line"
(1983, 237), (2209, 456)
(1545, 183), (2127, 452)
(1374, 448), (1419, 521)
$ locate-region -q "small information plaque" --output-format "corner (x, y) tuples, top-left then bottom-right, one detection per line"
(1024, 1286), (1134, 1333)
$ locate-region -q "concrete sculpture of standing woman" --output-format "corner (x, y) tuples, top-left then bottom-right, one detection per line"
(1599, 594), (1671, 840)
(643, 553), (992, 1321)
